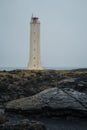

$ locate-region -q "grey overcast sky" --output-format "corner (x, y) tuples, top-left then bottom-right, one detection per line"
(0, 0), (87, 69)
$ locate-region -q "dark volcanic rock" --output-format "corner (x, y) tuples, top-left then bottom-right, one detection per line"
(0, 69), (87, 104)
(0, 119), (46, 130)
(58, 77), (87, 93)
(0, 70), (63, 102)
(6, 87), (87, 117)
(0, 113), (6, 124)
(0, 69), (87, 121)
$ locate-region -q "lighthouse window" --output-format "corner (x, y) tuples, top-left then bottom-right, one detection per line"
(34, 48), (35, 51)
(33, 57), (36, 59)
(34, 65), (36, 67)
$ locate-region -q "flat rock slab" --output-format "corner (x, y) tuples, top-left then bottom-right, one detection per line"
(6, 87), (87, 113)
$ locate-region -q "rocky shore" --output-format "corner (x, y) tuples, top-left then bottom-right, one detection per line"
(0, 69), (87, 129)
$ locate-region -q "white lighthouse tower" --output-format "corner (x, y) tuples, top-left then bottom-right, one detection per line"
(28, 16), (43, 70)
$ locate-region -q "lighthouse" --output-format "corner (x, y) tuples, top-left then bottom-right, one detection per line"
(28, 16), (43, 70)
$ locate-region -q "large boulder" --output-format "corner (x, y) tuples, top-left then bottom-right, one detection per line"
(6, 87), (87, 114)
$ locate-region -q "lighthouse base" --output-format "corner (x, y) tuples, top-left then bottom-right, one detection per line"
(27, 65), (43, 70)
